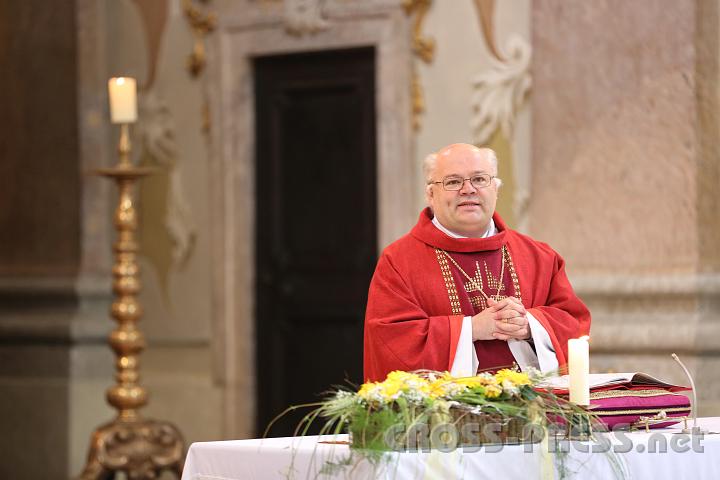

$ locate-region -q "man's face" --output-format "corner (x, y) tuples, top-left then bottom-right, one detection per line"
(426, 146), (498, 237)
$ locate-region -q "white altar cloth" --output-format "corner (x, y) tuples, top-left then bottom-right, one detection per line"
(182, 417), (720, 480)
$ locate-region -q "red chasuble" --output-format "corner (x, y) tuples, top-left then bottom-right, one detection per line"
(363, 208), (591, 382)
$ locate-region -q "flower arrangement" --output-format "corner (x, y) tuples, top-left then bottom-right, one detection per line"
(264, 369), (630, 480)
(274, 368), (589, 452)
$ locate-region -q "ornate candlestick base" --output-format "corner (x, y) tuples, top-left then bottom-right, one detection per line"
(79, 124), (185, 479)
(80, 419), (184, 480)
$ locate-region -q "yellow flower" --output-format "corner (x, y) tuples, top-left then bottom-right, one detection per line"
(387, 371), (430, 393)
(454, 376), (485, 389)
(494, 369), (531, 387)
(358, 382), (379, 400)
(428, 380), (449, 399)
(381, 380), (402, 399)
(428, 374), (466, 399)
(386, 371), (416, 382)
(358, 371), (436, 403)
(484, 384), (503, 398)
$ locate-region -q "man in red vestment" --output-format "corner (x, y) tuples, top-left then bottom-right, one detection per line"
(364, 143), (590, 381)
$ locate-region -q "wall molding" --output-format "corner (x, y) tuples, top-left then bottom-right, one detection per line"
(570, 273), (720, 355)
(208, 0), (414, 438)
(571, 273), (720, 297)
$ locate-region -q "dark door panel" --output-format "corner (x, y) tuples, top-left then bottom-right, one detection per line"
(254, 47), (377, 437)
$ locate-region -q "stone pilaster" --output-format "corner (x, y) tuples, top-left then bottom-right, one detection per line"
(531, 0), (720, 414)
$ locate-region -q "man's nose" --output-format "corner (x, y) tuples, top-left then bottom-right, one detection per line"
(459, 178), (478, 194)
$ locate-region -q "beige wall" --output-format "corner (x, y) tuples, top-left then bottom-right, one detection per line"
(417, 0), (532, 230)
(531, 2), (699, 273)
(531, 0), (720, 414)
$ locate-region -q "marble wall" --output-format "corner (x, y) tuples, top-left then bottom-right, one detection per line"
(531, 0), (720, 414)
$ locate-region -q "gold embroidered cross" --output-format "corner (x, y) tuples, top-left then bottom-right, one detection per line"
(464, 261), (484, 293)
(484, 260), (506, 294)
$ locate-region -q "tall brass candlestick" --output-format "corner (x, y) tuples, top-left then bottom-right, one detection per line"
(79, 124), (185, 479)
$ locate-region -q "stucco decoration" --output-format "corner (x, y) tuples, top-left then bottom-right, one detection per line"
(131, 0), (198, 272)
(283, 0), (330, 35)
(470, 35), (531, 147)
(403, 0), (435, 131)
(138, 91), (197, 266)
(470, 0), (531, 230)
(183, 0), (217, 77)
(182, 0), (216, 135)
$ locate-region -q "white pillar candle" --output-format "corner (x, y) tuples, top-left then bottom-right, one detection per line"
(108, 77), (137, 124)
(568, 336), (590, 406)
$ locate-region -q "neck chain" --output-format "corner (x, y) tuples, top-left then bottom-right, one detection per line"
(440, 246), (506, 301)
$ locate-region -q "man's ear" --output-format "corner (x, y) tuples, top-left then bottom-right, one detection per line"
(425, 184), (433, 204)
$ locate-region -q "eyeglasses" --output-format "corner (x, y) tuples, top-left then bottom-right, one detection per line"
(428, 174), (495, 191)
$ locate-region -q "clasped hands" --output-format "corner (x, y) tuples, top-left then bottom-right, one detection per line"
(471, 297), (531, 341)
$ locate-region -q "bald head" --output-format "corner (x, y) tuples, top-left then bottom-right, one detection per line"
(423, 143), (500, 186)
(424, 143), (501, 237)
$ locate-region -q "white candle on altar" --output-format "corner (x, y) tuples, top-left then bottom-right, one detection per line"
(568, 336), (590, 406)
(108, 77), (137, 124)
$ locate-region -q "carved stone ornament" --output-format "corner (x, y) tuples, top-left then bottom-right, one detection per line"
(470, 34), (532, 146)
(79, 420), (185, 480)
(138, 91), (197, 265)
(283, 0), (330, 35)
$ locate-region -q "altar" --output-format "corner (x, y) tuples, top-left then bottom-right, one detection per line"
(181, 417), (720, 480)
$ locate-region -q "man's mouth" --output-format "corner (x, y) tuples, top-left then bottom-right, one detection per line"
(457, 201), (480, 208)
